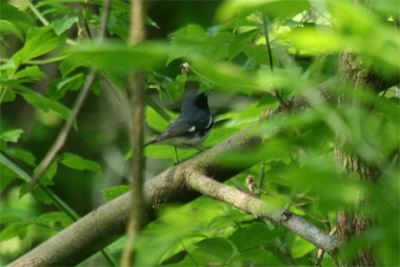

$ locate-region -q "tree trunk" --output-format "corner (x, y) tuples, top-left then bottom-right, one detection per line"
(335, 51), (383, 266)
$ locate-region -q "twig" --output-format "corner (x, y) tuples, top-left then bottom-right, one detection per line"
(81, 1), (93, 40)
(121, 0), (147, 265)
(378, 145), (399, 178)
(0, 68), (18, 103)
(28, 71), (96, 188)
(25, 0), (49, 26)
(315, 227), (337, 267)
(261, 13), (290, 113)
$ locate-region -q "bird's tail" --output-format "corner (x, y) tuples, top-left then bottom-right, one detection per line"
(143, 139), (157, 148)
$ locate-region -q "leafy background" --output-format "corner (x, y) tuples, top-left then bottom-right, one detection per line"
(0, 0), (399, 266)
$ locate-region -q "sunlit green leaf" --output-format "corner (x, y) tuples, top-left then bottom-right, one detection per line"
(0, 128), (24, 143)
(195, 237), (235, 261)
(47, 73), (85, 100)
(291, 235), (316, 259)
(38, 212), (74, 228)
(0, 215), (24, 225)
(12, 26), (66, 68)
(51, 15), (79, 35)
(66, 41), (169, 72)
(217, 0), (309, 22)
(102, 185), (131, 201)
(6, 148), (36, 166)
(21, 92), (71, 121)
(229, 222), (280, 251)
(59, 153), (102, 175)
(0, 222), (30, 242)
(0, 3), (34, 33)
(13, 66), (47, 80)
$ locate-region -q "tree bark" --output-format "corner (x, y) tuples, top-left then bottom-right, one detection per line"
(335, 51), (384, 266)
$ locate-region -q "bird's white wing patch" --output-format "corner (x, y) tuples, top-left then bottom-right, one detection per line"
(188, 126), (196, 132)
(205, 116), (213, 129)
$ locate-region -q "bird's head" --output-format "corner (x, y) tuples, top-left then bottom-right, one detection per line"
(181, 91), (210, 113)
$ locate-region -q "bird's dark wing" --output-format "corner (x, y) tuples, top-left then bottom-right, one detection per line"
(157, 119), (194, 141)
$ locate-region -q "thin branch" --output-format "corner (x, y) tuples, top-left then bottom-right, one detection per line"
(80, 2), (93, 40)
(121, 0), (147, 265)
(28, 71), (96, 188)
(316, 227), (337, 267)
(0, 68), (18, 103)
(261, 13), (290, 113)
(185, 170), (340, 252)
(25, 0), (49, 26)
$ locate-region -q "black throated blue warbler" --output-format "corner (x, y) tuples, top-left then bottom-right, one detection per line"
(144, 91), (213, 161)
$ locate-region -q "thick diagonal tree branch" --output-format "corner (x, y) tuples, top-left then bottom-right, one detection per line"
(9, 80), (338, 267)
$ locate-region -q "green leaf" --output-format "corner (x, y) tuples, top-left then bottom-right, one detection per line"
(203, 127), (240, 147)
(217, 0), (309, 21)
(38, 212), (73, 228)
(36, 161), (58, 186)
(66, 41), (168, 72)
(0, 222), (30, 242)
(12, 26), (66, 68)
(59, 56), (90, 78)
(144, 145), (197, 160)
(60, 153), (102, 174)
(190, 56), (259, 95)
(0, 3), (34, 33)
(33, 186), (53, 205)
(13, 66), (47, 80)
(0, 88), (16, 103)
(237, 249), (283, 265)
(146, 16), (160, 29)
(0, 215), (23, 225)
(0, 163), (17, 191)
(195, 237), (234, 261)
(291, 235), (316, 259)
(167, 24), (232, 64)
(102, 185), (131, 201)
(229, 29), (259, 60)
(47, 73), (85, 100)
(0, 20), (24, 40)
(6, 148), (36, 166)
(145, 106), (175, 133)
(51, 15), (79, 35)
(21, 92), (71, 121)
(0, 128), (24, 143)
(229, 222), (281, 251)
(91, 77), (102, 96)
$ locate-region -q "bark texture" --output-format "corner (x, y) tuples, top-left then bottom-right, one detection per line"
(335, 51), (385, 266)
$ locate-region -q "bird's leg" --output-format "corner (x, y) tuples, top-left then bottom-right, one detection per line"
(174, 146), (180, 163)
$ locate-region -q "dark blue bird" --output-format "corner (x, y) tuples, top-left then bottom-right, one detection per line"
(144, 92), (213, 159)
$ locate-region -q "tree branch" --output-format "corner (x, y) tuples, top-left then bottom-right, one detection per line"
(9, 80), (337, 266)
(185, 170), (339, 252)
